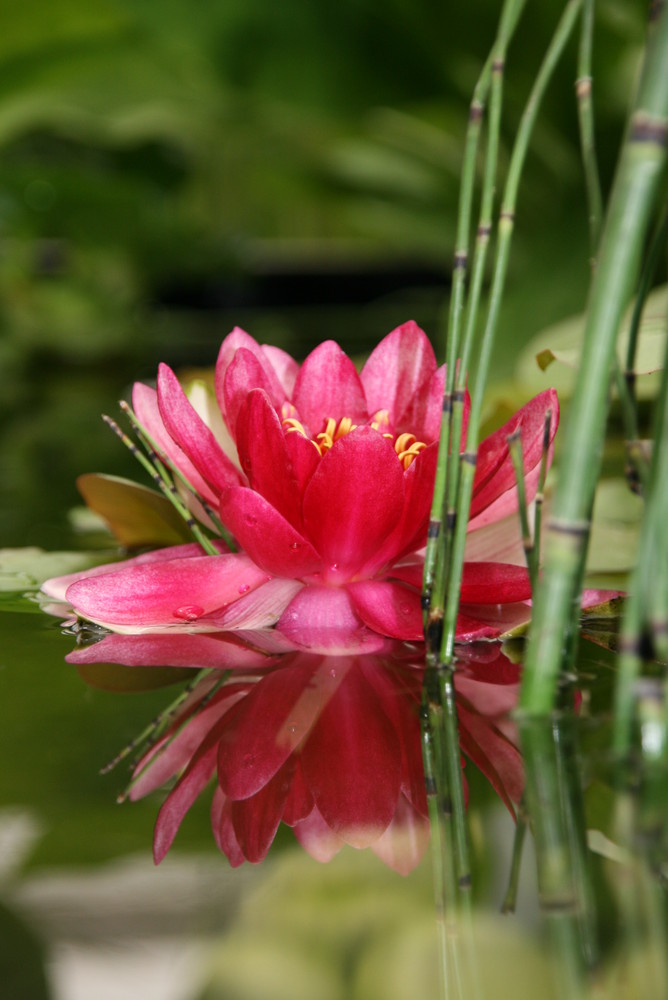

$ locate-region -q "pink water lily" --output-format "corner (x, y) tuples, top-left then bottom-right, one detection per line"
(43, 322), (559, 643)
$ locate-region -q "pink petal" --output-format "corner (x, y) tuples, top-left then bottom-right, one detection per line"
(348, 580), (424, 641)
(132, 383), (220, 506)
(153, 712), (231, 863)
(292, 806), (344, 863)
(261, 344), (299, 397)
(360, 320), (437, 434)
(220, 487), (321, 577)
(302, 428), (405, 581)
(469, 389), (559, 529)
(283, 430), (320, 495)
(42, 541), (222, 601)
(458, 706), (524, 813)
(460, 562), (532, 604)
(211, 787), (245, 867)
(229, 758), (296, 863)
(235, 389), (302, 528)
(276, 585), (388, 654)
(221, 348), (286, 439)
(291, 340), (368, 432)
(213, 578), (304, 630)
(157, 364), (242, 496)
(215, 328), (287, 428)
(65, 632), (275, 670)
(301, 663), (402, 848)
(65, 552), (271, 630)
(217, 656), (348, 800)
(371, 794), (431, 875)
(455, 601), (533, 641)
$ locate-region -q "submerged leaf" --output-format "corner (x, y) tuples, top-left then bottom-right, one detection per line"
(0, 547), (109, 593)
(77, 473), (193, 549)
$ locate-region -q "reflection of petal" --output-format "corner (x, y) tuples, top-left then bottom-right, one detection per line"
(293, 805), (345, 864)
(371, 793), (430, 876)
(230, 758), (296, 863)
(65, 632), (275, 669)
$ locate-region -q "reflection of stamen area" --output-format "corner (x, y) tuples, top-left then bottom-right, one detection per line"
(282, 414), (427, 469)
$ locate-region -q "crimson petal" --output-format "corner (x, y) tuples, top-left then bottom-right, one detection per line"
(292, 340), (368, 431)
(301, 663), (402, 848)
(220, 486), (321, 577)
(302, 428), (405, 581)
(230, 758), (296, 863)
(360, 320), (437, 433)
(460, 562), (532, 604)
(348, 580), (424, 641)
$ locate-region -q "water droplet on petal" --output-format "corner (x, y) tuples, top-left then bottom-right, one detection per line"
(290, 541), (300, 550)
(238, 584), (251, 595)
(329, 668), (337, 678)
(173, 605), (205, 621)
(330, 563), (339, 573)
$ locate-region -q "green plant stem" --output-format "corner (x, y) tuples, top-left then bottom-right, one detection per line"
(576, 0), (603, 259)
(501, 801), (527, 914)
(440, 0), (584, 665)
(507, 430), (536, 589)
(424, 0), (526, 618)
(522, 4), (668, 713)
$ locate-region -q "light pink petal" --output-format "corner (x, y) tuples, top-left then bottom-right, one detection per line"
(455, 601), (534, 641)
(464, 512), (526, 565)
(348, 580), (424, 641)
(214, 578), (304, 630)
(215, 328), (287, 427)
(360, 321), (437, 433)
(65, 552), (270, 630)
(132, 383), (220, 505)
(235, 390), (302, 528)
(580, 588), (623, 608)
(469, 389), (559, 529)
(292, 340), (368, 431)
(157, 364), (243, 496)
(460, 562), (532, 604)
(42, 541), (223, 601)
(458, 705), (524, 813)
(217, 656), (347, 800)
(301, 664), (402, 848)
(371, 794), (431, 875)
(211, 787), (245, 867)
(292, 806), (344, 863)
(65, 632), (274, 670)
(220, 487), (321, 578)
(261, 344), (299, 397)
(276, 585), (388, 654)
(302, 428), (405, 581)
(230, 758), (296, 863)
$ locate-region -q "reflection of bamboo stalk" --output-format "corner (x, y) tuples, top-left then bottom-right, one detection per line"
(522, 4), (668, 714)
(521, 715), (591, 1000)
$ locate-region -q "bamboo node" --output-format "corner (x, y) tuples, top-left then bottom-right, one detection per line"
(629, 112), (668, 147)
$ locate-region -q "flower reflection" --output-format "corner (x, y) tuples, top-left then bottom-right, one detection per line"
(42, 322), (558, 643)
(67, 631), (525, 875)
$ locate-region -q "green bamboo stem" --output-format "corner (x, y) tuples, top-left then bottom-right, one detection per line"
(576, 0), (603, 259)
(507, 430), (537, 589)
(501, 802), (528, 913)
(424, 0), (527, 616)
(532, 409), (553, 572)
(440, 0), (585, 665)
(521, 4), (668, 714)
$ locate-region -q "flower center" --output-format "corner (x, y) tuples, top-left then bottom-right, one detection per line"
(282, 409), (427, 470)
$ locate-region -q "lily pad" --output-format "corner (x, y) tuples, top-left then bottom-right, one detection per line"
(516, 284), (668, 399)
(0, 547), (110, 593)
(77, 473), (193, 549)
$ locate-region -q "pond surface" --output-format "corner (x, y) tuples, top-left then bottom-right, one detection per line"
(1, 587), (666, 1000)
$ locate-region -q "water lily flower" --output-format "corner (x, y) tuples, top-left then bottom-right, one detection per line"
(43, 322), (559, 644)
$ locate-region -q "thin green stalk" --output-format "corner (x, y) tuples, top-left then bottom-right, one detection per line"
(102, 414), (220, 555)
(576, 0), (603, 259)
(532, 409), (554, 572)
(501, 801), (528, 913)
(424, 0), (527, 616)
(614, 328), (668, 754)
(440, 0), (585, 665)
(522, 4), (668, 713)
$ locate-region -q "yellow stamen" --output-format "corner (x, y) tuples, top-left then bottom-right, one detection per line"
(281, 413), (426, 466)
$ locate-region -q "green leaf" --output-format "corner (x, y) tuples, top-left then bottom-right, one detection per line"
(77, 473), (193, 549)
(0, 547), (110, 593)
(74, 661), (195, 692)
